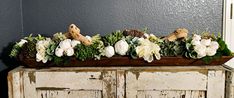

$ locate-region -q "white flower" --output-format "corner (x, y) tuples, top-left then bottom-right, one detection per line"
(136, 39), (161, 62)
(18, 39), (28, 47)
(104, 46), (115, 58)
(192, 34), (201, 41)
(86, 36), (92, 42)
(55, 48), (64, 57)
(59, 39), (72, 50)
(201, 38), (211, 46)
(210, 41), (219, 50)
(206, 47), (216, 56)
(36, 38), (52, 63)
(114, 40), (129, 55)
(194, 44), (206, 58)
(36, 53), (44, 62)
(42, 57), (48, 63)
(71, 40), (81, 48)
(144, 33), (149, 38)
(66, 48), (74, 56)
(191, 39), (201, 46)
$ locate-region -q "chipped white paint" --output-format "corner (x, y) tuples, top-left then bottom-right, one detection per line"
(36, 72), (103, 90)
(207, 70), (225, 98)
(126, 71), (207, 98)
(37, 90), (102, 98)
(137, 90), (205, 98)
(8, 66), (227, 98)
(23, 71), (37, 98)
(117, 70), (125, 98)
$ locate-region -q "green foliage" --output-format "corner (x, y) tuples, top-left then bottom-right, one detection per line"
(91, 34), (105, 60)
(125, 36), (140, 59)
(74, 42), (101, 61)
(46, 42), (57, 61)
(102, 30), (124, 46)
(217, 37), (232, 56)
(183, 38), (197, 59)
(53, 32), (67, 43)
(160, 39), (186, 56)
(9, 44), (21, 57)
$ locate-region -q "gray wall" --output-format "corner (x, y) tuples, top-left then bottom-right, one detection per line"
(22, 0), (222, 36)
(0, 0), (23, 97)
(0, 0), (23, 71)
(0, 0), (224, 97)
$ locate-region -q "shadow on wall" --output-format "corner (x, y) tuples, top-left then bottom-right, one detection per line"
(0, 43), (20, 98)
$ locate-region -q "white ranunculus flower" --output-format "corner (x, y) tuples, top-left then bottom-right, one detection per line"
(59, 39), (72, 49)
(114, 40), (129, 55)
(201, 38), (211, 46)
(71, 40), (81, 48)
(55, 48), (64, 57)
(136, 39), (161, 62)
(18, 39), (28, 47)
(191, 39), (201, 46)
(192, 34), (201, 41)
(210, 41), (219, 50)
(104, 46), (115, 58)
(197, 52), (206, 59)
(206, 47), (217, 56)
(86, 36), (92, 42)
(36, 53), (44, 62)
(66, 48), (74, 56)
(143, 54), (154, 63)
(194, 44), (206, 58)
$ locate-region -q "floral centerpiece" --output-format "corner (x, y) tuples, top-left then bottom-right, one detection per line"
(9, 24), (233, 67)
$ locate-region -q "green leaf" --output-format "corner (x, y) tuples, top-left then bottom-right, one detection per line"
(202, 56), (212, 64)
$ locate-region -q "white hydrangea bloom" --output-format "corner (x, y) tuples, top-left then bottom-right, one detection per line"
(210, 41), (219, 50)
(71, 40), (81, 48)
(59, 39), (72, 50)
(194, 44), (206, 58)
(192, 34), (201, 41)
(201, 38), (211, 46)
(206, 47), (217, 56)
(136, 39), (161, 62)
(36, 38), (52, 63)
(104, 46), (115, 58)
(55, 39), (76, 57)
(18, 39), (28, 47)
(66, 48), (74, 56)
(114, 40), (129, 55)
(191, 39), (201, 46)
(55, 47), (64, 57)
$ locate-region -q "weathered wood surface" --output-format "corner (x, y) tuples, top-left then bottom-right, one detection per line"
(207, 70), (225, 98)
(37, 90), (102, 98)
(8, 66), (227, 98)
(19, 56), (233, 67)
(8, 66), (116, 98)
(137, 90), (205, 98)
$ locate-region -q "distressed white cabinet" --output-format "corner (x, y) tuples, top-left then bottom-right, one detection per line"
(8, 66), (226, 98)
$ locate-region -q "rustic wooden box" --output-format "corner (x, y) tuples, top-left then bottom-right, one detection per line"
(8, 66), (227, 98)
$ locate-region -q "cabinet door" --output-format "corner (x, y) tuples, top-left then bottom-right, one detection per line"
(125, 70), (208, 98)
(8, 68), (116, 98)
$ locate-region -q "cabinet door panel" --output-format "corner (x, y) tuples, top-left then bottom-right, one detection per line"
(19, 69), (117, 98)
(126, 70), (207, 98)
(37, 90), (102, 98)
